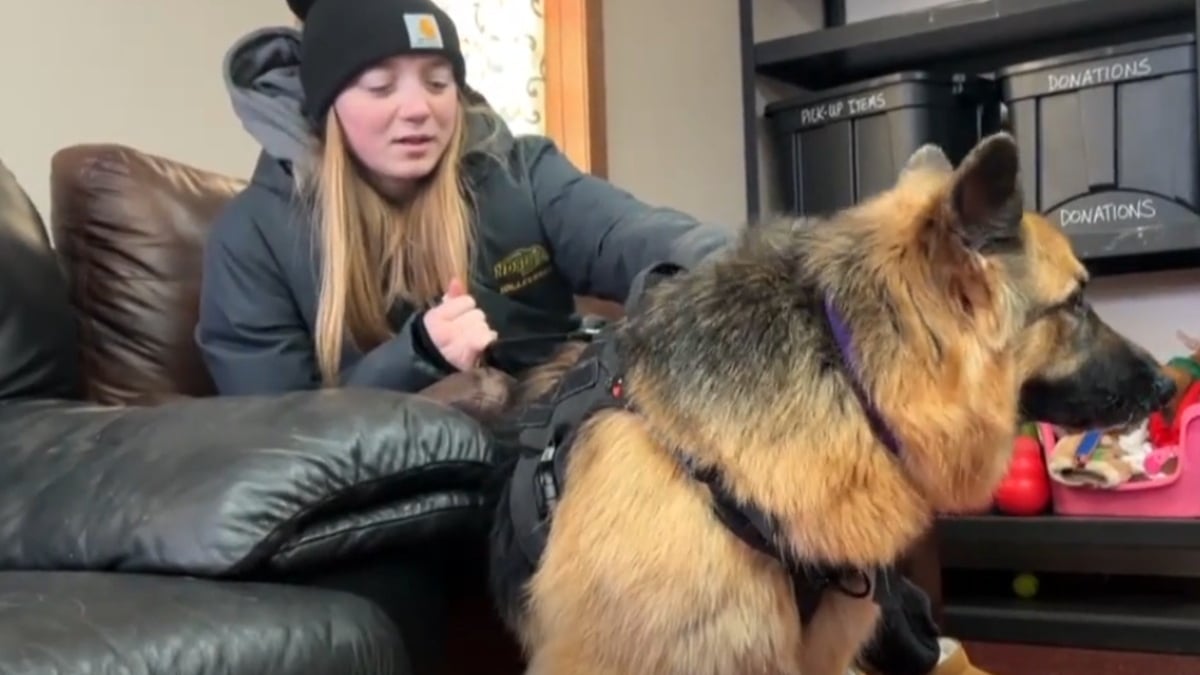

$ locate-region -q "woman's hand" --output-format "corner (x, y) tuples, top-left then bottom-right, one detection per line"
(423, 278), (498, 371)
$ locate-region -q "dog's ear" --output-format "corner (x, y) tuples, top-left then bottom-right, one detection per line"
(942, 132), (1023, 250)
(924, 134), (1022, 317)
(903, 143), (953, 176)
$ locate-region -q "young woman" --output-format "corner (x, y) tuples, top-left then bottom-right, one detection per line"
(199, 2), (990, 674)
(197, 0), (731, 395)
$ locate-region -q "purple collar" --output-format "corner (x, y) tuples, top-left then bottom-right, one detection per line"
(823, 296), (904, 457)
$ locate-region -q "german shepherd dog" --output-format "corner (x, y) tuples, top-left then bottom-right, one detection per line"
(487, 132), (1176, 675)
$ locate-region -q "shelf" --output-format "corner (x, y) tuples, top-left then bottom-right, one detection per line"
(944, 595), (1200, 654)
(1083, 249), (1200, 277)
(754, 0), (1196, 89)
(938, 514), (1200, 550)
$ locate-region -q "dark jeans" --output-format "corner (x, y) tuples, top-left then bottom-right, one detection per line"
(860, 576), (942, 675)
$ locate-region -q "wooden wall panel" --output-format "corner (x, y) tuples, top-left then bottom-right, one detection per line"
(544, 0), (607, 177)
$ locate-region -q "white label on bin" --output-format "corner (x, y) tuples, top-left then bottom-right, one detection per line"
(797, 91), (887, 127)
(1046, 57), (1153, 93)
(1058, 198), (1158, 228)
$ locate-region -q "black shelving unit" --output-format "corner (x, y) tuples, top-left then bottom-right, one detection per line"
(936, 514), (1200, 653)
(756, 0), (1195, 89)
(737, 0), (1200, 246)
(939, 513), (1200, 549)
(945, 595), (1200, 655)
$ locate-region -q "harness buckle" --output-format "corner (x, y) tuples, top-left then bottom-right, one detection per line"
(534, 443), (561, 514)
(510, 441), (559, 565)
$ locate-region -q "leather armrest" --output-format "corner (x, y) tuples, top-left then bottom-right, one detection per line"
(0, 388), (495, 577)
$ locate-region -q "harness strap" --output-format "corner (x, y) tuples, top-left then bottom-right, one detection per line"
(678, 455), (885, 624)
(508, 338), (627, 565)
(507, 260), (683, 566)
(823, 297), (903, 457)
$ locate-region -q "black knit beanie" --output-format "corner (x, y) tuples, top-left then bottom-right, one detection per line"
(290, 0), (466, 128)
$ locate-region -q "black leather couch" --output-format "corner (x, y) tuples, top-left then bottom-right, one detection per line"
(0, 149), (525, 675)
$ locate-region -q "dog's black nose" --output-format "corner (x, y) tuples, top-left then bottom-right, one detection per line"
(1152, 374), (1177, 408)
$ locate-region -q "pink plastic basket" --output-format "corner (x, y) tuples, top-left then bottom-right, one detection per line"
(1038, 403), (1200, 518)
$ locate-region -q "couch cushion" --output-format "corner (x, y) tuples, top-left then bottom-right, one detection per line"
(50, 144), (247, 405)
(0, 388), (495, 576)
(0, 571), (409, 675)
(0, 158), (81, 401)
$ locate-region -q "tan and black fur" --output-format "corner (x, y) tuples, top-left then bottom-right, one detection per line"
(488, 132), (1175, 675)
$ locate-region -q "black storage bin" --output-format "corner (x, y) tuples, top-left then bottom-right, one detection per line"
(1000, 34), (1200, 261)
(764, 71), (999, 216)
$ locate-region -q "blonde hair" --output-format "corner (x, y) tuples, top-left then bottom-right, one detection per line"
(304, 96), (496, 385)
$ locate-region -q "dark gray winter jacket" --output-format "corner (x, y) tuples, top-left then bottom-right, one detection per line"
(196, 27), (734, 395)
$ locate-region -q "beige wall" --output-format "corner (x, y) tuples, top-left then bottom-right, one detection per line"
(0, 1), (293, 218)
(3, 0), (1194, 360)
(602, 0), (818, 227)
(604, 0), (746, 222)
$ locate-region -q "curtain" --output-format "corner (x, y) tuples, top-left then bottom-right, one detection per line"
(435, 0), (546, 136)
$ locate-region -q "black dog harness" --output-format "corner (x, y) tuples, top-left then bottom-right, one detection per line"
(506, 276), (902, 627)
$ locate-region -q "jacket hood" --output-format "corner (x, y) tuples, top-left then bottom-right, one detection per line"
(223, 26), (514, 185)
(223, 27), (313, 168)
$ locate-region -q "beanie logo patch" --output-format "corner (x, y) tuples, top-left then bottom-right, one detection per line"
(404, 13), (445, 49)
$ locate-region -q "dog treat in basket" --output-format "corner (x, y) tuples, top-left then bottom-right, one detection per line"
(1048, 420), (1178, 489)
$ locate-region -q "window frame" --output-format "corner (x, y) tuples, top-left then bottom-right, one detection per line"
(543, 0), (607, 177)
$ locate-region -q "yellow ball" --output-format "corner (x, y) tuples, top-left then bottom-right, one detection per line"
(1012, 573), (1038, 598)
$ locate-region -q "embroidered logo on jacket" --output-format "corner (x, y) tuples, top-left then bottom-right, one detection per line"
(494, 245), (553, 294)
